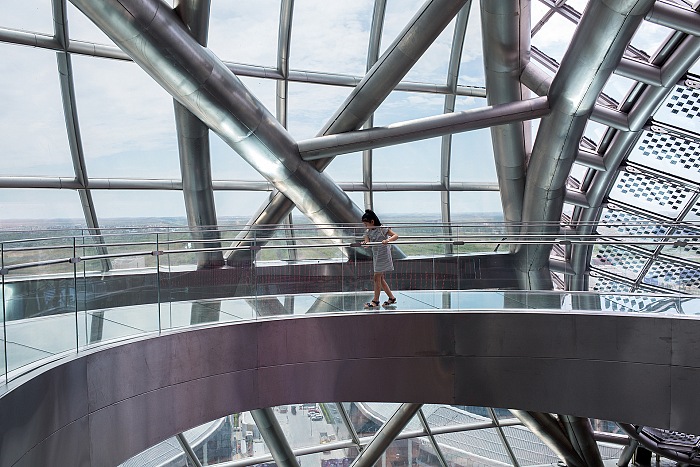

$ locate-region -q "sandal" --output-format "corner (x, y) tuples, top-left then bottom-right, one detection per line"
(364, 300), (380, 309)
(383, 298), (397, 306)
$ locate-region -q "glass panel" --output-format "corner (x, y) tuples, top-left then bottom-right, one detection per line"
(589, 273), (633, 293)
(501, 424), (559, 466)
(72, 56), (180, 179)
(403, 17), (455, 85)
(372, 138), (441, 182)
(290, 0), (372, 77)
(653, 85), (700, 134)
(117, 436), (189, 467)
(0, 189), (86, 225)
(591, 244), (649, 281)
(532, 12), (576, 64)
(208, 0), (280, 66)
(274, 403), (352, 450)
(629, 130), (700, 182)
(0, 44), (74, 177)
(288, 82), (354, 140)
(299, 448), (353, 467)
(628, 20), (673, 60)
(608, 170), (693, 219)
(458, 1), (486, 87)
(565, 0), (590, 14)
(325, 152), (363, 183)
(435, 427), (514, 466)
(67, 2), (117, 46)
(380, 0), (424, 56)
(530, 1), (550, 27)
(370, 436), (429, 467)
(92, 190), (187, 220)
(601, 74), (635, 105)
(344, 402), (400, 436)
(215, 191), (273, 221)
(0, 0), (53, 34)
(181, 417), (237, 465)
(597, 206), (666, 251)
(451, 130), (496, 183)
(582, 120), (608, 147)
(424, 404), (490, 429)
(450, 191), (503, 220)
(5, 261), (77, 375)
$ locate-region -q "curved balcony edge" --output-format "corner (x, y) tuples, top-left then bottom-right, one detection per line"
(1, 310), (698, 467)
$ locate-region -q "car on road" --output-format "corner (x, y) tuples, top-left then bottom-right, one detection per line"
(311, 413), (324, 421)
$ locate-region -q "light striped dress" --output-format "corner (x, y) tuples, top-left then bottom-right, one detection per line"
(366, 227), (394, 273)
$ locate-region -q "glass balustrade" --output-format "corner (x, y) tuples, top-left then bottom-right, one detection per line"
(1, 221), (699, 383)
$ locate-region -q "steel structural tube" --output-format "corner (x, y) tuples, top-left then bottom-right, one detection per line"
(298, 97), (550, 160)
(350, 403), (422, 467)
(69, 0), (365, 253)
(481, 0), (531, 252)
(517, 0), (655, 290)
(510, 410), (585, 467)
(227, 0), (468, 262)
(251, 408), (300, 467)
(559, 415), (604, 467)
(568, 32), (700, 290)
(173, 0), (224, 269)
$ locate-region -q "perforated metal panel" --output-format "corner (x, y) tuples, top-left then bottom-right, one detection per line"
(601, 294), (665, 313)
(592, 245), (648, 280)
(589, 274), (632, 293)
(665, 85), (700, 120)
(661, 226), (700, 263)
(609, 171), (691, 217)
(598, 208), (666, 250)
(643, 258), (700, 292)
(636, 131), (700, 173)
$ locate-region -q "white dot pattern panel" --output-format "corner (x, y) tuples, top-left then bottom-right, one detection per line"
(592, 245), (648, 280)
(637, 131), (700, 173)
(687, 200), (700, 221)
(665, 85), (700, 120)
(660, 226), (700, 262)
(643, 258), (700, 292)
(589, 275), (632, 293)
(601, 294), (666, 313)
(609, 171), (690, 217)
(598, 208), (666, 250)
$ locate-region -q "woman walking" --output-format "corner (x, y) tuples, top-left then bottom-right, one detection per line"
(361, 209), (399, 308)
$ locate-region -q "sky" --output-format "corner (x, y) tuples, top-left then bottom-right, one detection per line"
(0, 0), (690, 224)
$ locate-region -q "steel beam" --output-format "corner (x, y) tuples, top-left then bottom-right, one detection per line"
(559, 415), (604, 467)
(172, 0), (223, 269)
(510, 410), (585, 467)
(517, 0), (655, 290)
(53, 0), (111, 273)
(298, 97), (550, 160)
(227, 0), (469, 262)
(350, 403), (422, 467)
(175, 433), (203, 467)
(251, 408), (300, 467)
(647, 0), (700, 36)
(481, 0), (531, 251)
(68, 0), (369, 260)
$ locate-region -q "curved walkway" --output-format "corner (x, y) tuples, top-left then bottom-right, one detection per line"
(1, 296), (699, 467)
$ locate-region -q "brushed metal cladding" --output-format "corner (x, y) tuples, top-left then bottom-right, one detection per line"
(481, 0), (530, 235)
(69, 0), (365, 245)
(518, 0), (654, 289)
(12, 417), (91, 467)
(0, 358), (88, 467)
(3, 312), (700, 467)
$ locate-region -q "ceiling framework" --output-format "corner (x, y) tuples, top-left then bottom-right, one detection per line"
(2, 1), (700, 465)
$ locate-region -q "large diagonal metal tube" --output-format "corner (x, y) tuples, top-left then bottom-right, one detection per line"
(298, 97), (549, 160)
(227, 0), (469, 263)
(481, 0), (531, 253)
(510, 410), (585, 467)
(173, 0), (224, 269)
(517, 0), (655, 290)
(251, 408), (300, 467)
(69, 0), (365, 255)
(350, 403), (422, 467)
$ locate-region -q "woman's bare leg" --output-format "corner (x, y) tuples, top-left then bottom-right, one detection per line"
(381, 275), (395, 300)
(373, 273), (382, 302)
